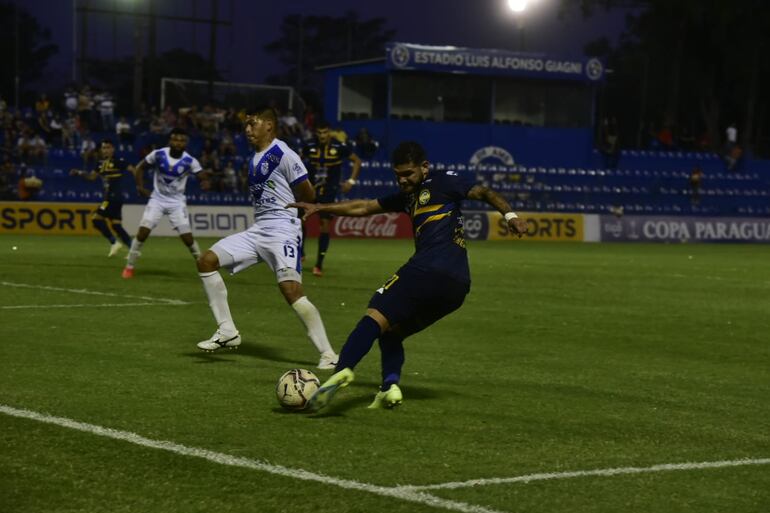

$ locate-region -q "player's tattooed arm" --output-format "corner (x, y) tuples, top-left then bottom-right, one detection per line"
(467, 185), (527, 235)
(287, 199), (384, 221)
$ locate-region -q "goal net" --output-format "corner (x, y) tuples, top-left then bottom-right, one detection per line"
(160, 78), (304, 113)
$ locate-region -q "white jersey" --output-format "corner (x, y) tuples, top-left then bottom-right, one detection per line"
(247, 138), (308, 222)
(144, 147), (202, 203)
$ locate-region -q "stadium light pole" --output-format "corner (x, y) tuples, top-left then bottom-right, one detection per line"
(506, 0), (530, 51)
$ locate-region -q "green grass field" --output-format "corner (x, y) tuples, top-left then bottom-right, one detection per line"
(1, 234), (768, 513)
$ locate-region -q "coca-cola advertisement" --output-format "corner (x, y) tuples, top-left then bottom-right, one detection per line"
(305, 213), (413, 238)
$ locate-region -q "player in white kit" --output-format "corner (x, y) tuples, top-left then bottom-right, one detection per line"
(195, 109), (338, 370)
(122, 128), (203, 279)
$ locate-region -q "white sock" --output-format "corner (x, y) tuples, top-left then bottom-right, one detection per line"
(126, 239), (144, 268)
(189, 241), (201, 259)
(291, 296), (334, 355)
(199, 271), (237, 334)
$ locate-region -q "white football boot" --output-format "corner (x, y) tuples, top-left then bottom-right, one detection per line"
(108, 240), (124, 257)
(196, 330), (241, 352)
(317, 351), (339, 370)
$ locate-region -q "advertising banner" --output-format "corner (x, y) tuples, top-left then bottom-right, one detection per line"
(486, 212), (584, 241)
(3, 202), (591, 242)
(600, 215), (770, 243)
(304, 213), (413, 239)
(0, 202), (99, 235)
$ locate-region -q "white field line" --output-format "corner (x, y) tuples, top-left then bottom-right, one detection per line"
(1, 303), (184, 310)
(0, 405), (506, 513)
(398, 458), (770, 491)
(0, 281), (190, 306)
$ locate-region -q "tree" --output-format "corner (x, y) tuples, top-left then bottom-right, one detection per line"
(263, 11), (395, 108)
(87, 48), (223, 114)
(0, 2), (58, 106)
(566, 0), (770, 153)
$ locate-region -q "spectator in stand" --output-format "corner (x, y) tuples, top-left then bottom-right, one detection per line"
(599, 116), (620, 169)
(221, 160), (238, 193)
(657, 123), (674, 149)
(63, 113), (77, 149)
(49, 114), (63, 146)
(77, 86), (94, 130)
(219, 128), (236, 157)
(17, 130), (35, 163)
(689, 166), (703, 204)
(162, 105), (177, 130)
(26, 132), (46, 164)
(99, 94), (116, 132)
(36, 110), (52, 141)
(134, 103), (152, 132)
(35, 93), (50, 117)
(64, 87), (78, 116)
(196, 104), (217, 140)
(724, 122), (740, 171)
(0, 154), (16, 199)
(200, 138), (220, 170)
(354, 127), (379, 159)
(116, 116), (134, 151)
(149, 107), (167, 136)
(17, 165), (43, 201)
(81, 131), (98, 168)
(279, 109), (303, 138)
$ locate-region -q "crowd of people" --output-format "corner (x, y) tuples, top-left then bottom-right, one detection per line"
(0, 86), (380, 201)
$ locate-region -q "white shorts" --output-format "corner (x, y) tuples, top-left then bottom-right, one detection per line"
(211, 219), (303, 283)
(139, 198), (192, 234)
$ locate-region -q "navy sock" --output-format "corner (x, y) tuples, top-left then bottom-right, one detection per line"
(92, 218), (116, 244)
(316, 232), (330, 269)
(335, 316), (382, 372)
(378, 332), (405, 391)
(111, 222), (132, 246)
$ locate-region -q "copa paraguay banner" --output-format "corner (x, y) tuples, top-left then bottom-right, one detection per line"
(386, 42), (605, 82)
(0, 202), (100, 235)
(600, 215), (770, 243)
(486, 212), (584, 241)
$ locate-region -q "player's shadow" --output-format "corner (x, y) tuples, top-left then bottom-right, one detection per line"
(180, 340), (315, 367)
(301, 383), (442, 418)
(236, 341), (316, 367)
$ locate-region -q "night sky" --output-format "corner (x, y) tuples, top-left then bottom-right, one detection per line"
(21, 0), (629, 88)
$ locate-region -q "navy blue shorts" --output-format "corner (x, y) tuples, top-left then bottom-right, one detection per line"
(96, 199), (123, 220)
(315, 183), (339, 220)
(368, 264), (470, 337)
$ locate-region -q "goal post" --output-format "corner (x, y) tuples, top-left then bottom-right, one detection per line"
(160, 78), (304, 114)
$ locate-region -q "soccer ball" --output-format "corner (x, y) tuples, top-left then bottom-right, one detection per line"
(275, 369), (321, 411)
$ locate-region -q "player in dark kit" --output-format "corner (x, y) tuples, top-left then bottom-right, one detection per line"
(289, 141), (528, 410)
(301, 120), (361, 276)
(70, 140), (133, 257)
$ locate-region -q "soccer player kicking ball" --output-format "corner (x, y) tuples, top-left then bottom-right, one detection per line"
(289, 141), (528, 410)
(196, 110), (338, 370)
(122, 128), (203, 279)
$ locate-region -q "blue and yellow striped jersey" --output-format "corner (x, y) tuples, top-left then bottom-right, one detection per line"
(97, 157), (129, 201)
(378, 169), (476, 284)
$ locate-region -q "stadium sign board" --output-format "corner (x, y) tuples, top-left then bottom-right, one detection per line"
(386, 43), (605, 82)
(600, 215), (770, 243)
